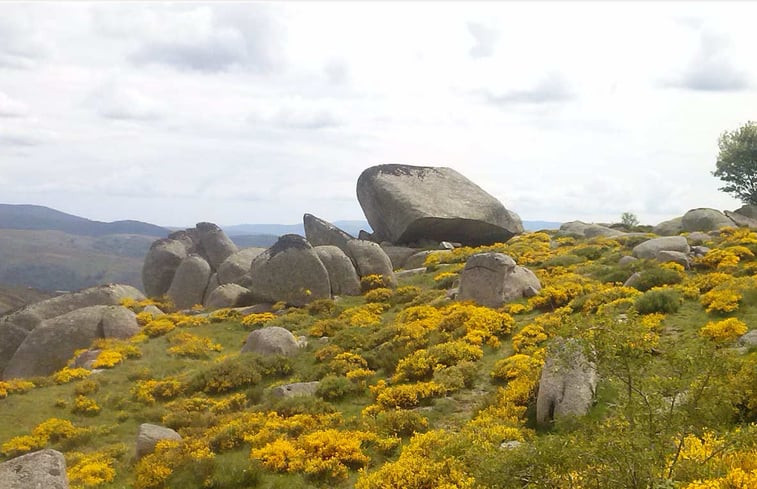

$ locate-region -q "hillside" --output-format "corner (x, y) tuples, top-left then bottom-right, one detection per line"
(0, 229), (755, 488)
(0, 285), (52, 315)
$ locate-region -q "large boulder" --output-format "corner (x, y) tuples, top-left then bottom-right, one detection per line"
(457, 252), (541, 308)
(3, 305), (138, 379)
(656, 250), (690, 269)
(204, 284), (250, 310)
(242, 326), (300, 357)
(142, 238), (188, 297)
(734, 204), (757, 220)
(345, 240), (397, 287)
(356, 164), (523, 246)
(271, 381), (320, 398)
(247, 235), (331, 307)
(136, 424), (182, 460)
(556, 221), (624, 239)
(167, 255), (212, 310)
(196, 222), (238, 270)
(0, 449), (69, 489)
(652, 217), (684, 236)
(303, 214), (354, 252)
(380, 245), (418, 270)
(632, 236), (690, 259)
(217, 248), (266, 285)
(681, 208), (735, 232)
(724, 210), (757, 230)
(0, 284), (143, 374)
(536, 338), (597, 426)
(314, 246), (361, 296)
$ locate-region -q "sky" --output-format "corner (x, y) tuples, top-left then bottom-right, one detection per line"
(1, 1), (756, 228)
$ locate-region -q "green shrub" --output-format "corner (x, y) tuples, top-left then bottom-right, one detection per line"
(635, 288), (682, 314)
(268, 396), (337, 417)
(306, 299), (336, 317)
(542, 254), (586, 268)
(256, 355), (294, 378)
(188, 355), (262, 394)
(391, 286), (421, 305)
(631, 268), (683, 291)
(315, 375), (357, 401)
(573, 246), (604, 260)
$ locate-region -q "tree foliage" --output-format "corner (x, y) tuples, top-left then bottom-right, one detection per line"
(713, 121), (757, 205)
(621, 212), (640, 228)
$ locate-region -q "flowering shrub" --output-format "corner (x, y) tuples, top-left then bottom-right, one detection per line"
(369, 380), (447, 411)
(365, 287), (394, 303)
(241, 312), (276, 329)
(90, 350), (124, 369)
(133, 379), (183, 404)
(361, 274), (393, 292)
(309, 318), (348, 337)
(1, 418), (87, 457)
(340, 303), (387, 327)
(512, 323), (548, 354)
(72, 395), (101, 416)
(701, 287), (742, 314)
(167, 331), (222, 358)
(491, 354), (543, 383)
(0, 379), (34, 398)
(66, 449), (118, 488)
(392, 285), (421, 304)
(142, 318), (176, 337)
(393, 341), (483, 382)
(433, 271), (458, 289)
(209, 308), (242, 323)
(699, 318), (748, 343)
(53, 367), (92, 384)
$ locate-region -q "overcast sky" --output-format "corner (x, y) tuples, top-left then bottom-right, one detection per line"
(1, 2), (756, 228)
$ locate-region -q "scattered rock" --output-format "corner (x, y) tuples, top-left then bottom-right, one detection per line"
(653, 217), (683, 236)
(681, 208), (735, 232)
(141, 238), (188, 297)
(136, 424), (182, 460)
(242, 326), (301, 357)
(72, 349), (102, 369)
(556, 221), (624, 239)
(618, 256), (638, 266)
(356, 164), (523, 246)
(270, 381), (320, 398)
(632, 236), (690, 259)
(0, 449), (69, 489)
(499, 440), (522, 450)
(217, 248), (266, 285)
(395, 268), (427, 279)
(623, 272), (642, 288)
(204, 284), (250, 310)
(314, 246), (361, 296)
(739, 330), (757, 347)
(655, 250), (690, 269)
(303, 214), (354, 252)
(345, 240), (397, 287)
(690, 246), (710, 257)
(247, 235), (331, 307)
(3, 305), (139, 379)
(380, 245), (418, 270)
(167, 255), (212, 310)
(536, 338), (597, 426)
(457, 252), (541, 308)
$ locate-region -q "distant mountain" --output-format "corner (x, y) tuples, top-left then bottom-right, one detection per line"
(0, 204), (169, 237)
(229, 234), (279, 248)
(0, 284), (52, 315)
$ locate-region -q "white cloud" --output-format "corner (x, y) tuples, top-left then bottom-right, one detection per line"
(665, 31), (750, 91)
(467, 22), (498, 59)
(0, 91), (28, 117)
(88, 81), (165, 121)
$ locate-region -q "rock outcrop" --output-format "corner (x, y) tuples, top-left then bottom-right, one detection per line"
(3, 305), (139, 379)
(195, 222), (238, 270)
(242, 326), (301, 357)
(204, 283), (250, 310)
(142, 238), (188, 297)
(303, 214), (354, 252)
(632, 236), (690, 259)
(681, 208), (735, 232)
(725, 210), (757, 230)
(652, 217), (683, 236)
(556, 221), (624, 239)
(356, 164), (523, 246)
(734, 204), (757, 220)
(136, 424), (182, 460)
(0, 449), (69, 489)
(380, 245), (418, 270)
(247, 235), (331, 307)
(345, 240), (397, 287)
(167, 255), (212, 310)
(314, 246), (361, 296)
(536, 338), (597, 425)
(457, 252), (541, 308)
(217, 248), (266, 285)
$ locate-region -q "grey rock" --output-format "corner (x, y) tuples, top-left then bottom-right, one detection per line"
(691, 245), (710, 257)
(217, 248), (266, 285)
(202, 273), (220, 305)
(142, 304), (165, 317)
(167, 255), (212, 310)
(204, 284), (250, 310)
(652, 217), (683, 236)
(536, 338), (597, 425)
(356, 164), (523, 246)
(681, 208), (735, 232)
(457, 252), (540, 308)
(4, 305), (139, 379)
(345, 239), (397, 287)
(247, 235), (331, 307)
(136, 424), (182, 460)
(0, 449), (69, 489)
(556, 221), (624, 239)
(196, 222), (238, 270)
(238, 303), (275, 315)
(0, 284), (144, 374)
(725, 210), (757, 230)
(632, 236), (690, 259)
(623, 272), (642, 288)
(499, 440), (522, 450)
(655, 250), (690, 269)
(314, 246), (361, 296)
(303, 214), (354, 252)
(380, 245), (418, 270)
(618, 256), (638, 266)
(686, 231), (712, 244)
(271, 381), (320, 398)
(403, 250), (438, 270)
(734, 204), (757, 220)
(439, 241), (456, 250)
(72, 349), (102, 369)
(739, 330), (757, 347)
(242, 326), (300, 357)
(358, 230), (377, 242)
(142, 238), (188, 297)
(396, 267), (427, 279)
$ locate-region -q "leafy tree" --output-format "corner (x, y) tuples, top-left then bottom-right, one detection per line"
(621, 212), (639, 228)
(713, 121), (757, 205)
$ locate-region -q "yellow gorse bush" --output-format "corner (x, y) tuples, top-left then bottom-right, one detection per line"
(53, 367), (92, 384)
(166, 331), (222, 358)
(0, 379), (34, 399)
(699, 318), (748, 343)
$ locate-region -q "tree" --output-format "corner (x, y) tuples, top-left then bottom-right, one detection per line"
(621, 212), (639, 228)
(713, 121), (757, 205)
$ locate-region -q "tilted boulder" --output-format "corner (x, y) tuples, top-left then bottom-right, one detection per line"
(0, 449), (69, 489)
(303, 214), (354, 252)
(204, 283), (250, 310)
(136, 424), (182, 460)
(167, 255), (211, 310)
(734, 204), (757, 220)
(314, 246), (361, 296)
(142, 238), (188, 297)
(356, 164), (523, 246)
(380, 245), (418, 270)
(242, 326), (301, 357)
(217, 248), (266, 285)
(3, 306), (139, 379)
(196, 222), (238, 270)
(652, 217), (683, 236)
(656, 250), (690, 269)
(247, 235), (331, 307)
(556, 221), (624, 239)
(457, 252), (541, 308)
(536, 338), (597, 426)
(0, 284), (143, 374)
(632, 236), (690, 259)
(345, 239), (397, 288)
(725, 210), (757, 230)
(681, 208), (735, 232)
(203, 273), (220, 305)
